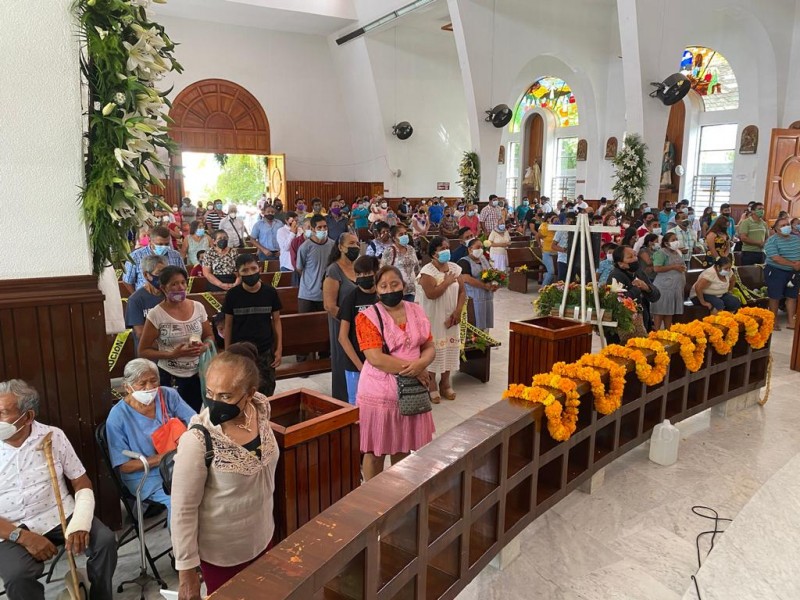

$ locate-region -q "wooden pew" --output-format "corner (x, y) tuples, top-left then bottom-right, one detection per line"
(107, 332), (135, 380)
(118, 280), (134, 299)
(276, 311), (331, 380)
(675, 265), (767, 323)
(261, 259), (281, 272)
(187, 272), (292, 294)
(188, 286), (300, 317)
(459, 299), (492, 383)
(507, 247), (540, 293)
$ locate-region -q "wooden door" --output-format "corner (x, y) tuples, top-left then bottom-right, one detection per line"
(266, 154), (286, 202)
(763, 129), (800, 220)
(525, 114), (544, 199)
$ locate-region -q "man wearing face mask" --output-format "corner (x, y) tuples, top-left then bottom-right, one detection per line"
(125, 254), (166, 353)
(764, 216), (800, 329)
(296, 214), (335, 322)
(326, 202), (351, 241)
(180, 197), (197, 222)
(737, 202), (769, 265)
(204, 199), (227, 233)
(220, 204), (249, 249)
(123, 226), (185, 289)
(272, 198), (286, 223)
(479, 195), (503, 235)
(668, 212), (699, 267)
(222, 254), (283, 395)
(0, 380), (118, 600)
(251, 205), (283, 260)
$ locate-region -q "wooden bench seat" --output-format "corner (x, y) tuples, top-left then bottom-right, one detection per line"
(188, 286), (300, 317)
(507, 247), (540, 293)
(187, 272), (292, 293)
(675, 265), (767, 323)
(276, 311), (331, 380)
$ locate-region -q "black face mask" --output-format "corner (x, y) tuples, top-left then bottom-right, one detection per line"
(379, 291), (404, 307)
(627, 260), (640, 272)
(242, 273), (260, 286)
(356, 276), (375, 289)
(265, 214), (275, 221)
(345, 247), (360, 262)
(207, 397), (243, 426)
(216, 239), (228, 249)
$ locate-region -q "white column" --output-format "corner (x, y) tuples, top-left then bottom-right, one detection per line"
(0, 0), (91, 279)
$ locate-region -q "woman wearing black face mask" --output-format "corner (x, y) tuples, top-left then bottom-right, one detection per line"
(322, 232), (361, 401)
(202, 231), (240, 292)
(608, 245), (661, 342)
(171, 349), (279, 599)
(354, 266), (436, 480)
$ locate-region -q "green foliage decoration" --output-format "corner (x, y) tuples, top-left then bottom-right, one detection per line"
(611, 134), (650, 213)
(457, 151), (480, 203)
(74, 0), (183, 273)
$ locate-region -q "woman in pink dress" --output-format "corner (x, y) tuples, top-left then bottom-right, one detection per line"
(355, 266), (436, 480)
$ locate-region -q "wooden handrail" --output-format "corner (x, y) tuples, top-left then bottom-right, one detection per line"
(212, 327), (770, 600)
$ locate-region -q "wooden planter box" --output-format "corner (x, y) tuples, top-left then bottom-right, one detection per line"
(508, 316), (593, 385)
(268, 388), (360, 542)
(508, 271), (529, 293)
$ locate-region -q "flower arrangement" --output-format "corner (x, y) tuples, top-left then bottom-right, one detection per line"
(577, 353), (626, 414)
(533, 373), (580, 441)
(481, 268), (508, 287)
(513, 265), (529, 274)
(602, 341), (668, 387)
(650, 323), (707, 373)
(735, 307), (774, 349)
(75, 0), (183, 273)
(534, 282), (637, 332)
(701, 312), (740, 355)
(457, 151), (480, 204)
(612, 134), (650, 213)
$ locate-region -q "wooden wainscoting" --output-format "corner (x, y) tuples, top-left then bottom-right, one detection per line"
(0, 275), (118, 526)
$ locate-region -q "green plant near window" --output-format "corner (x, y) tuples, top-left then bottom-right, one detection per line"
(74, 0), (183, 274)
(612, 134), (650, 213)
(457, 151), (480, 203)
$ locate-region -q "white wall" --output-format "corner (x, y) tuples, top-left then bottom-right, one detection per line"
(0, 0), (91, 279)
(159, 15), (361, 182)
(366, 23), (470, 196)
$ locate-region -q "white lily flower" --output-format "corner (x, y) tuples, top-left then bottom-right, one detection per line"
(114, 147), (140, 169)
(94, 26), (108, 40)
(609, 278), (627, 294)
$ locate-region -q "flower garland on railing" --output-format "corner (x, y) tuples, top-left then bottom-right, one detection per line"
(504, 308), (774, 442)
(735, 307), (774, 349)
(75, 0), (183, 273)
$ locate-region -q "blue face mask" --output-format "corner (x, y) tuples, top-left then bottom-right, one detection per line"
(398, 234), (410, 246)
(196, 228), (205, 236)
(303, 229), (312, 239)
(315, 230), (328, 241)
(498, 225), (506, 232)
(437, 249), (451, 263)
(153, 244), (169, 256)
(780, 225), (792, 236)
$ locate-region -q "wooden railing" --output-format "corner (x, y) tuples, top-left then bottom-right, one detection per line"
(212, 329), (771, 600)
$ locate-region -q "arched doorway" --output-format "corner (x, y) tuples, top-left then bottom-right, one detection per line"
(165, 79), (273, 204)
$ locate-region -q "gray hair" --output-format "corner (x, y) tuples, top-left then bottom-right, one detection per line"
(0, 380), (40, 416)
(141, 254), (167, 275)
(122, 359), (159, 387)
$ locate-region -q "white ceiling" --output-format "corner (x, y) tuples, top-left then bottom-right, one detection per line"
(152, 0), (357, 36)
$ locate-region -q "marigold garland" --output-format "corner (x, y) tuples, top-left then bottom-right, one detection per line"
(648, 323), (707, 372)
(701, 312), (740, 355)
(562, 355), (627, 415)
(601, 340), (668, 387)
(503, 380), (577, 442)
(736, 307), (774, 349)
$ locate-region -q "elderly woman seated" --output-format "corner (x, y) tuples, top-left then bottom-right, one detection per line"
(105, 358), (196, 520)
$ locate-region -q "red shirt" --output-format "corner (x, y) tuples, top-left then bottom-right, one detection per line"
(459, 214), (479, 236)
(289, 235), (306, 269)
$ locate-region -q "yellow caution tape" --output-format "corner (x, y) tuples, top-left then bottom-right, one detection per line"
(115, 268), (123, 280)
(459, 304), (500, 350)
(187, 276), (194, 293)
(202, 292), (223, 313)
(108, 329), (131, 372)
(271, 272), (281, 287)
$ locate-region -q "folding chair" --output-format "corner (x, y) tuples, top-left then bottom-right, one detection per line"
(94, 423), (172, 586)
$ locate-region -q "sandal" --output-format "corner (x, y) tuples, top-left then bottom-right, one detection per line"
(440, 387), (457, 401)
(430, 391), (441, 404)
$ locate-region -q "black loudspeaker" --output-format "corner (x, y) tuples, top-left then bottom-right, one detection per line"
(485, 104), (512, 127)
(649, 73), (691, 106)
(392, 121), (413, 140)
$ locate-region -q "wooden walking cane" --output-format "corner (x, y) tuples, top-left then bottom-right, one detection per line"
(39, 432), (87, 600)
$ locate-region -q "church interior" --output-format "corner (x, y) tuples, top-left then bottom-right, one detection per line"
(3, 0), (800, 598)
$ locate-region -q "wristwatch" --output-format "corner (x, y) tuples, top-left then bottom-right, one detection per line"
(8, 527), (23, 543)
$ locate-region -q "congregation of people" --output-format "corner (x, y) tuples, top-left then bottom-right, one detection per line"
(4, 190), (798, 600)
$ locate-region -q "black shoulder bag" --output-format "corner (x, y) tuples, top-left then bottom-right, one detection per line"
(373, 307), (432, 416)
(160, 424), (214, 496)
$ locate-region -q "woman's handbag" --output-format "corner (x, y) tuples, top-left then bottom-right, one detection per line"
(151, 390), (188, 454)
(373, 307), (432, 416)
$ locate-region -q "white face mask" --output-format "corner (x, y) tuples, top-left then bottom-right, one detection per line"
(0, 413), (27, 442)
(130, 387), (158, 406)
(669, 240), (680, 250)
(471, 248), (483, 258)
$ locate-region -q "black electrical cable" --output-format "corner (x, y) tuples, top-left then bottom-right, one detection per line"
(689, 505), (733, 600)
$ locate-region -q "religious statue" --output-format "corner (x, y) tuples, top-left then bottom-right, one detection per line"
(523, 162), (541, 192)
(498, 145), (505, 164)
(739, 125), (758, 154)
(577, 139), (587, 161)
(605, 137), (618, 160)
(660, 139), (675, 188)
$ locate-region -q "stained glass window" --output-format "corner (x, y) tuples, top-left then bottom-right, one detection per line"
(679, 47), (739, 112)
(510, 76), (579, 132)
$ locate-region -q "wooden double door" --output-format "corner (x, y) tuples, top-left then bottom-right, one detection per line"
(764, 128), (800, 220)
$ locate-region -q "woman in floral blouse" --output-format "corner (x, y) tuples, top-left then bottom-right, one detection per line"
(202, 230), (240, 291)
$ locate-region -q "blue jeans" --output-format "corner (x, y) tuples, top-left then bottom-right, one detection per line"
(541, 251), (556, 286)
(692, 294), (741, 312)
(344, 370), (360, 405)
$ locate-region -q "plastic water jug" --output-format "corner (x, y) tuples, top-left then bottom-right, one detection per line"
(649, 419), (680, 466)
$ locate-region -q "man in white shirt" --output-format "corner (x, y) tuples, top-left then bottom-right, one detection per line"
(575, 195), (589, 211)
(276, 211), (299, 271)
(0, 380), (117, 600)
(669, 212), (699, 265)
(220, 204), (248, 248)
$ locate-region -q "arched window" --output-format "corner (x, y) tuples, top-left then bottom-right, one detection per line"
(510, 76), (579, 133)
(680, 47), (739, 112)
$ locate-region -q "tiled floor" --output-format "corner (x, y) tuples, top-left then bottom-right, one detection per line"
(39, 286), (799, 599)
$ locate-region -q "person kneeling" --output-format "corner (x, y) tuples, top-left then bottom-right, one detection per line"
(0, 380), (117, 600)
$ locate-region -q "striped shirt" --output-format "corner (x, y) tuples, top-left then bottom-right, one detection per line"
(123, 245), (185, 289)
(764, 234), (800, 271)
